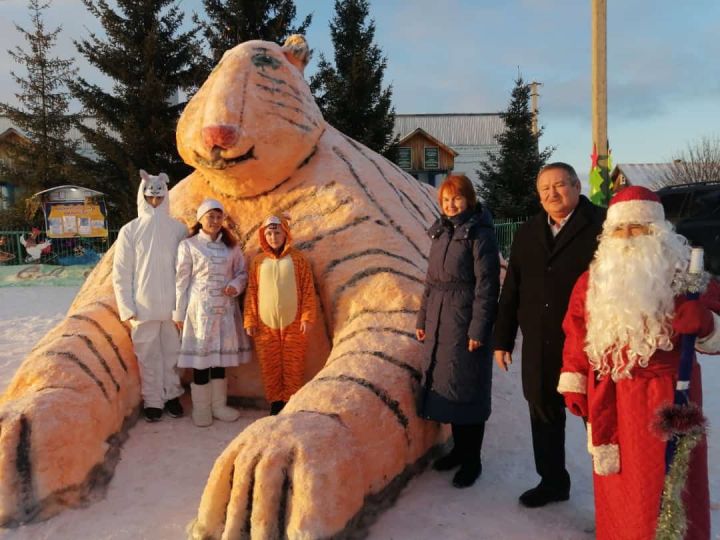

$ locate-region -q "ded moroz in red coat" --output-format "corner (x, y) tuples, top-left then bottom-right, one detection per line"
(559, 273), (720, 540)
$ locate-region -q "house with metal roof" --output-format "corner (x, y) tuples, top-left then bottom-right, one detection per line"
(0, 116), (98, 159)
(610, 163), (676, 190)
(393, 113), (504, 186)
(0, 116), (101, 209)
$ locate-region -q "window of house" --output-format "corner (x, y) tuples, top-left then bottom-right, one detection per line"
(424, 147), (439, 169)
(397, 147), (411, 169)
(0, 184), (10, 210)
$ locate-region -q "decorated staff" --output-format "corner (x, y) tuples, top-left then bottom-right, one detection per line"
(655, 247), (710, 540)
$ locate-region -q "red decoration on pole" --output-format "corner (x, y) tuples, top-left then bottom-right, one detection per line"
(591, 143), (599, 169)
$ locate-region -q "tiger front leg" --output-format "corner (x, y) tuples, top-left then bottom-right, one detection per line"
(189, 330), (442, 540)
(0, 298), (139, 526)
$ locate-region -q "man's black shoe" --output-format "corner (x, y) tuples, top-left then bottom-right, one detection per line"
(519, 484), (569, 508)
(452, 460), (482, 488)
(432, 449), (462, 471)
(164, 398), (184, 418)
(143, 407), (163, 422)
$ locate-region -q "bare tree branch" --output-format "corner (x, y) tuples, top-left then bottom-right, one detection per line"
(653, 135), (720, 189)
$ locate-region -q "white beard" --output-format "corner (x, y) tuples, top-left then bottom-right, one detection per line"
(584, 223), (690, 381)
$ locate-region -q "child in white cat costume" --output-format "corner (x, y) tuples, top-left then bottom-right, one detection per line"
(112, 170), (188, 422)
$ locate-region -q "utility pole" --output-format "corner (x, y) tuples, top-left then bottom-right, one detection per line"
(591, 0), (611, 204)
(529, 81), (542, 137)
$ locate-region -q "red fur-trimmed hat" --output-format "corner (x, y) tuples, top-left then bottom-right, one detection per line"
(605, 186), (664, 227)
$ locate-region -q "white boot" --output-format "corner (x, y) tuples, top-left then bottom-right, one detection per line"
(190, 383), (213, 427)
(210, 378), (240, 422)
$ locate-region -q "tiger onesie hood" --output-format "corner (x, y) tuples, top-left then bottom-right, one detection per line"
(0, 34), (448, 539)
(258, 213), (293, 257)
(244, 214), (315, 403)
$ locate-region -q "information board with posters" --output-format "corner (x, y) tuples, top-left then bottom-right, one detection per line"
(34, 185), (109, 239)
(45, 201), (108, 238)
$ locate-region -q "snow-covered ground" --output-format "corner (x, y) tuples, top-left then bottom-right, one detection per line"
(0, 286), (717, 539)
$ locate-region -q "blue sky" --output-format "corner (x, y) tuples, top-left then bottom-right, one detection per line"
(1, 0), (719, 178)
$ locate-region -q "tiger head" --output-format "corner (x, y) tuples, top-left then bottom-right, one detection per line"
(177, 35), (325, 198)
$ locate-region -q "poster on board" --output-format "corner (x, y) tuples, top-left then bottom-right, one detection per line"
(45, 201), (108, 238)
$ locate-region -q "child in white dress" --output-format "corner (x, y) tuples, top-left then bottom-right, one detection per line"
(173, 199), (252, 426)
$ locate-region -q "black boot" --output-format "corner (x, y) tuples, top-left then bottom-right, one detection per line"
(164, 397), (184, 418)
(143, 407), (163, 422)
(519, 483), (570, 508)
(433, 424), (464, 471)
(452, 423), (484, 488)
(270, 401), (286, 415)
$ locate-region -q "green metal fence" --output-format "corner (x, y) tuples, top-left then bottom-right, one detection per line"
(494, 218), (525, 258)
(0, 230), (120, 266)
(0, 219), (526, 266)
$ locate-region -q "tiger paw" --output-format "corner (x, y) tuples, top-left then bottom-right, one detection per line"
(188, 411), (364, 539)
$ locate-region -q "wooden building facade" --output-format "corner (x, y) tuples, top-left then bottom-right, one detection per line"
(0, 127), (28, 210)
(395, 128), (458, 186)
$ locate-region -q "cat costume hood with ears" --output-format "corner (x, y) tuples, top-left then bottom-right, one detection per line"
(137, 169), (171, 218)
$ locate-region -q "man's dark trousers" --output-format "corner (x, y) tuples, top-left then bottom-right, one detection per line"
(529, 401), (570, 494)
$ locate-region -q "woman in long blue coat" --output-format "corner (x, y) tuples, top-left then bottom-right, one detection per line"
(416, 174), (500, 488)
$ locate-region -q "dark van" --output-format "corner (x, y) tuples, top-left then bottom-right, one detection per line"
(656, 181), (720, 275)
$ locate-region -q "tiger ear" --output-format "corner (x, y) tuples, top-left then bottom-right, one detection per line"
(158, 172), (170, 185)
(282, 35), (311, 74)
(139, 169), (150, 182)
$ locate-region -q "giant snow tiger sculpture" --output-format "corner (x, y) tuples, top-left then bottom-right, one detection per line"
(0, 36), (445, 537)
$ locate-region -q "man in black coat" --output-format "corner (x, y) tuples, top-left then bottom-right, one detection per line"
(493, 162), (606, 508)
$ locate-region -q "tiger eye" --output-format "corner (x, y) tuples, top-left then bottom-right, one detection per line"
(252, 54), (281, 70)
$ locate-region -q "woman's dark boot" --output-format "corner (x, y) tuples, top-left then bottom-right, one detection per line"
(452, 423), (485, 488)
(433, 424), (464, 471)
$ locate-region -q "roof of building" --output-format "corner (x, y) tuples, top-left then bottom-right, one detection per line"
(397, 128), (459, 156)
(393, 113), (504, 147)
(611, 163), (676, 189)
(0, 127), (27, 142)
(0, 116), (99, 155)
(33, 185), (106, 198)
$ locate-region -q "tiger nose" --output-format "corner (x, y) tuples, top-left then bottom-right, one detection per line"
(202, 125), (240, 150)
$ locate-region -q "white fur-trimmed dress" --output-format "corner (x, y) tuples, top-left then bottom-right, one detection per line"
(173, 230), (252, 369)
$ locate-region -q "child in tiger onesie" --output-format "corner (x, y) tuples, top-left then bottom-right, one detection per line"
(244, 214), (316, 415)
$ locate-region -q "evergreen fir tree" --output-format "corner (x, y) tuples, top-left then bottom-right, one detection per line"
(70, 0), (204, 224)
(194, 0), (311, 79)
(310, 0), (397, 156)
(0, 0), (83, 198)
(476, 77), (553, 219)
